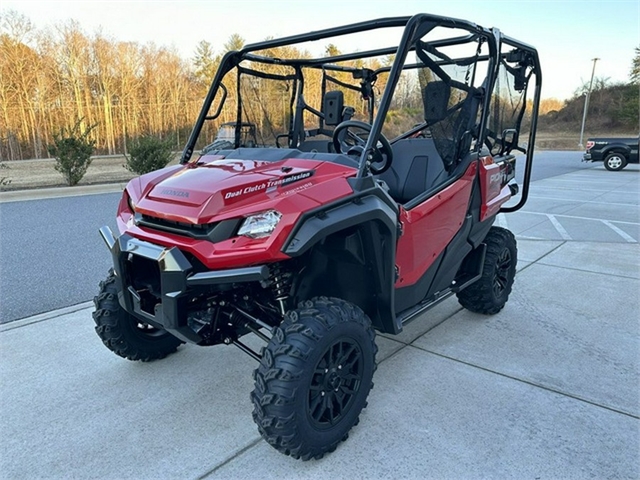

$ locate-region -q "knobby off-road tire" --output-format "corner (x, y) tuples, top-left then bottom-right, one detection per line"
(457, 226), (517, 315)
(92, 269), (182, 361)
(603, 152), (627, 171)
(251, 297), (377, 460)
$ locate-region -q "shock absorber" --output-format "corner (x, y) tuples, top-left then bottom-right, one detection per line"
(270, 265), (292, 315)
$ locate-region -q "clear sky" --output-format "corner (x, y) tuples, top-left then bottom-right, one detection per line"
(2, 0), (638, 100)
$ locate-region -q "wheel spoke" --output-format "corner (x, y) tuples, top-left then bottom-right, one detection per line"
(492, 247), (512, 296)
(335, 390), (347, 408)
(316, 356), (328, 372)
(342, 373), (360, 383)
(331, 342), (342, 366)
(337, 343), (357, 366)
(309, 393), (323, 417)
(340, 384), (357, 395)
(317, 394), (329, 422)
(327, 394), (336, 424)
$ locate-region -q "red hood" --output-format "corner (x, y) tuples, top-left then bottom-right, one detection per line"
(127, 155), (356, 224)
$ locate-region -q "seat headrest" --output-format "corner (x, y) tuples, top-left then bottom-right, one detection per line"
(323, 91), (344, 126)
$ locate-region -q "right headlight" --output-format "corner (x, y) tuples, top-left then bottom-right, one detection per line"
(126, 191), (137, 213)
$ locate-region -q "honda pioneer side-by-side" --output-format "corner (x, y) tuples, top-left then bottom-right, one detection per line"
(93, 14), (541, 460)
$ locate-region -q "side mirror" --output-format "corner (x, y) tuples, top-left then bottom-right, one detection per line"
(500, 128), (518, 156)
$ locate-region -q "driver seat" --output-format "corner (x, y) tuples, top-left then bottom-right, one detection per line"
(377, 138), (447, 204)
(298, 90), (353, 153)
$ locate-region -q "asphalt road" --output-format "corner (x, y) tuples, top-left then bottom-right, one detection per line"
(519, 150), (595, 181)
(0, 151), (622, 323)
(0, 193), (120, 323)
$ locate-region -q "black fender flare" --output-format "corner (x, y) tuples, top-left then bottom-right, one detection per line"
(283, 190), (401, 334)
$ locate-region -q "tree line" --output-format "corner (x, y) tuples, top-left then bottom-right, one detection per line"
(0, 11), (223, 161)
(0, 9), (393, 161)
(1, 9), (638, 161)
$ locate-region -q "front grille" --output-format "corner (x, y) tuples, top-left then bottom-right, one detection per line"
(135, 213), (241, 244)
(125, 254), (162, 316)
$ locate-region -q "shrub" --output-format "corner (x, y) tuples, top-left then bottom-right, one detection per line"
(125, 136), (174, 175)
(48, 120), (96, 186)
(0, 163), (11, 187)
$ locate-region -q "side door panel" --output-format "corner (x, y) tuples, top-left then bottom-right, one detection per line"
(395, 162), (477, 289)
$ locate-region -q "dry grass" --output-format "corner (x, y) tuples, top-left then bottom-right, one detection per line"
(0, 155), (179, 192)
(535, 129), (637, 151)
(535, 132), (585, 151)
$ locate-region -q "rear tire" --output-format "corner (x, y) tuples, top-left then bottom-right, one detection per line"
(603, 152), (627, 171)
(251, 297), (377, 460)
(457, 227), (517, 315)
(92, 269), (182, 361)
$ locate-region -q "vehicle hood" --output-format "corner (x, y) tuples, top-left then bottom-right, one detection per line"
(126, 154), (357, 224)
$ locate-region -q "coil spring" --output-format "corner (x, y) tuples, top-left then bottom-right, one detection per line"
(270, 265), (292, 315)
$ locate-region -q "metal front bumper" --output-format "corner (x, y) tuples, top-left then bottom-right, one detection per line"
(99, 226), (269, 343)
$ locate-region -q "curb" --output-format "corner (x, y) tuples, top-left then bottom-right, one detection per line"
(0, 183), (127, 203)
(0, 301), (93, 332)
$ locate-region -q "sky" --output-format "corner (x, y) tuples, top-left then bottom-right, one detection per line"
(1, 0), (638, 100)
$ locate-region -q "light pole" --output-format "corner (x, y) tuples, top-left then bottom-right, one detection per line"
(578, 57), (599, 148)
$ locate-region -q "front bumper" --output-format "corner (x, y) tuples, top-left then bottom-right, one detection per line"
(99, 226), (270, 344)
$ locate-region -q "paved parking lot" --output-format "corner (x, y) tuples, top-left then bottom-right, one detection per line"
(498, 165), (639, 243)
(1, 164), (638, 479)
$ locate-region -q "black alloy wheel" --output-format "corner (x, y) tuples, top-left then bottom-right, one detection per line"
(308, 339), (364, 429)
(456, 227), (517, 315)
(251, 297), (376, 460)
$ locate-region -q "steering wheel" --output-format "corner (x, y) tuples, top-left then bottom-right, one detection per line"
(332, 120), (394, 174)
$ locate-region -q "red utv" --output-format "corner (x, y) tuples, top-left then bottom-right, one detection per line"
(93, 14), (541, 460)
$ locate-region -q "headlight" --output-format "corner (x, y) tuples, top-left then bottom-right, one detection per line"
(237, 210), (281, 239)
(127, 192), (136, 213)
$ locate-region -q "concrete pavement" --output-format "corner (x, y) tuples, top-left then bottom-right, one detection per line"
(1, 165), (638, 479)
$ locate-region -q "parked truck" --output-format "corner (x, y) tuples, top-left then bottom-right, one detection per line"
(583, 136), (639, 171)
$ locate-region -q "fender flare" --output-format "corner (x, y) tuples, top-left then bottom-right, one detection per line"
(283, 191), (401, 334)
(284, 193), (397, 256)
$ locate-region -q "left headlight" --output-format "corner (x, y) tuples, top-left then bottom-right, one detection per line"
(237, 210), (282, 239)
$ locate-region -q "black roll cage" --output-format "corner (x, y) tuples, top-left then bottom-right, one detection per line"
(181, 14), (541, 212)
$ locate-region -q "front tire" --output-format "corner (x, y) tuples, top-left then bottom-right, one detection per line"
(92, 269), (182, 361)
(457, 227), (517, 315)
(604, 152), (627, 171)
(251, 297), (377, 460)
